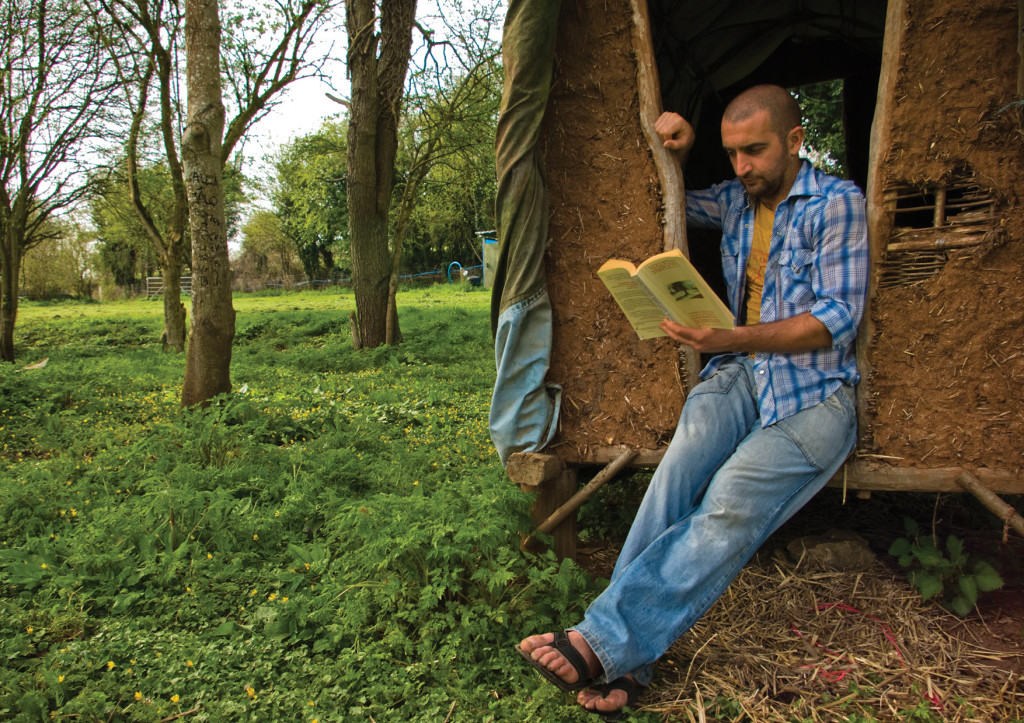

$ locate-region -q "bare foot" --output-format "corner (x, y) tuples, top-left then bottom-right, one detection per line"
(577, 675), (641, 717)
(517, 631), (602, 687)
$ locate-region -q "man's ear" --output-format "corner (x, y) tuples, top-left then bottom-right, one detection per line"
(787, 126), (805, 156)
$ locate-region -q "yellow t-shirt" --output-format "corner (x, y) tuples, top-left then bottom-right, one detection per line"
(745, 202), (774, 325)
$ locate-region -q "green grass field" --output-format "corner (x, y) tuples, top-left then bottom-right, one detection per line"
(0, 286), (612, 722)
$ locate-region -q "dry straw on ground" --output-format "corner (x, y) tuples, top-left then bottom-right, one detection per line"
(634, 555), (1023, 722)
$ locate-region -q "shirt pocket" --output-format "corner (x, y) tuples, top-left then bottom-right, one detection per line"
(778, 248), (816, 307)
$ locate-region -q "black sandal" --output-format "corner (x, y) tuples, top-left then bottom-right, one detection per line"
(516, 631), (598, 692)
(582, 676), (644, 722)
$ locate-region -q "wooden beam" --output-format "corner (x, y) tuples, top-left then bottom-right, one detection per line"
(557, 446), (1024, 495)
(505, 451), (564, 487)
(840, 460), (1023, 494)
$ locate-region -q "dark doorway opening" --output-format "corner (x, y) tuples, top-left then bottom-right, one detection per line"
(647, 0), (888, 302)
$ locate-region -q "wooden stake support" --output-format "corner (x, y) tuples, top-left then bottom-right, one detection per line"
(523, 448), (638, 551)
(956, 469), (1024, 541)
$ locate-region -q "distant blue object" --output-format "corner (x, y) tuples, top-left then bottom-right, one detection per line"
(447, 262), (462, 283)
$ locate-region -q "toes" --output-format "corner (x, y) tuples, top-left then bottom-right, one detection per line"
(518, 632), (555, 655)
(578, 688), (627, 713)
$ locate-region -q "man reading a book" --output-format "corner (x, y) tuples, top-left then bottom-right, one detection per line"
(518, 84), (869, 719)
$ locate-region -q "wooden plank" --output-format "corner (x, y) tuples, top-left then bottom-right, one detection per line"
(506, 451), (564, 487)
(840, 460), (1023, 494)
(562, 445), (667, 468)
(858, 0), (908, 443)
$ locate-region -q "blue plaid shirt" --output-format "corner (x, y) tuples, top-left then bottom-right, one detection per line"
(685, 161), (869, 426)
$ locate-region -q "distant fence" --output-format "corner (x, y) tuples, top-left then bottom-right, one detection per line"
(151, 265), (484, 296)
(236, 264), (484, 293)
(146, 276), (192, 298)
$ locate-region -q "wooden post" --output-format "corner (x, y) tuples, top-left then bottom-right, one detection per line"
(527, 448), (638, 545)
(526, 467), (578, 559)
(1018, 0), (1023, 101)
(858, 0), (907, 441)
(628, 0), (701, 390)
(506, 452), (576, 559)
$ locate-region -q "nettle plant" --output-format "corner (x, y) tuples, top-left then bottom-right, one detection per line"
(888, 517), (1003, 616)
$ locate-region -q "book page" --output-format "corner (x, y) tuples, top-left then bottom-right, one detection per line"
(596, 265), (667, 339)
(637, 251), (734, 329)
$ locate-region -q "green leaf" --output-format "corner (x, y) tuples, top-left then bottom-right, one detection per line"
(957, 574), (978, 606)
(888, 538), (912, 557)
(973, 561), (1004, 592)
(945, 535), (967, 567)
(913, 571), (943, 601)
(912, 547), (945, 568)
(948, 594), (973, 617)
(903, 517), (920, 537)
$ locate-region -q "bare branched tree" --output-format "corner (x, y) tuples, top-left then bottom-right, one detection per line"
(0, 0), (125, 361)
(384, 1), (502, 344)
(344, 0), (418, 350)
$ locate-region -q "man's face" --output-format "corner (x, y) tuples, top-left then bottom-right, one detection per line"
(721, 109), (802, 207)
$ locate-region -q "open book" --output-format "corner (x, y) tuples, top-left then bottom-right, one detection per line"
(597, 249), (734, 339)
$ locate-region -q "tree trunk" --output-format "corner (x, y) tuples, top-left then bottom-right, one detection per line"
(180, 0), (234, 407)
(158, 252), (188, 352)
(0, 226), (21, 362)
(385, 189), (416, 345)
(346, 0), (416, 349)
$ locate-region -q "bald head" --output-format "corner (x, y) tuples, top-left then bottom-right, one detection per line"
(723, 85), (802, 140)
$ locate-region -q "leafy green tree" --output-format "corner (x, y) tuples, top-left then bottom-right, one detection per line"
(237, 209), (300, 287)
(271, 120), (350, 284)
(21, 218), (96, 299)
(90, 161), (172, 292)
(90, 159), (244, 293)
(792, 80), (847, 178)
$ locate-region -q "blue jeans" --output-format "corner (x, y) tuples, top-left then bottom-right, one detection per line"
(572, 357), (857, 685)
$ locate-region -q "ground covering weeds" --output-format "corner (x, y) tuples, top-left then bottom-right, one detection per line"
(0, 287), (614, 722)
